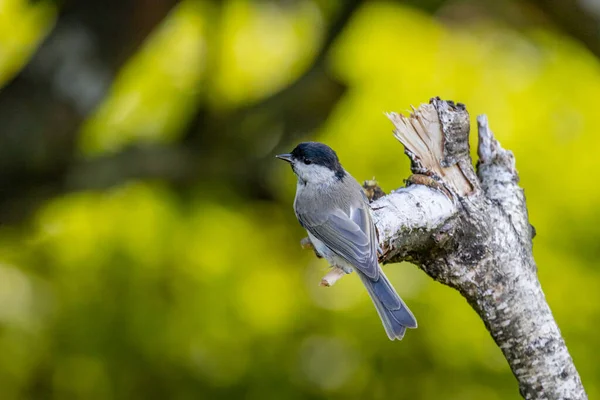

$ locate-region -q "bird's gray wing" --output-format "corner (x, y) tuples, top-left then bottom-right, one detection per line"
(298, 205), (379, 279)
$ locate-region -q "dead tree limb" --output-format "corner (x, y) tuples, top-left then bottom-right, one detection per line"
(309, 98), (586, 400)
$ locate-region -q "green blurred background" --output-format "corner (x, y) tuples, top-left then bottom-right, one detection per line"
(1, 0), (599, 398)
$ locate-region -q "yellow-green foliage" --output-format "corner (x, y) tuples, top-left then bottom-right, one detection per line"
(0, 0), (54, 83)
(0, 1), (598, 399)
(79, 1), (207, 155)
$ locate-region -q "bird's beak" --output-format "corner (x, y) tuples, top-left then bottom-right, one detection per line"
(275, 153), (293, 163)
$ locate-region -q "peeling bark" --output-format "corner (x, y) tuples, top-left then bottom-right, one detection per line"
(309, 98), (586, 400)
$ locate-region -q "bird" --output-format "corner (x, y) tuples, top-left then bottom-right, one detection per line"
(276, 142), (417, 340)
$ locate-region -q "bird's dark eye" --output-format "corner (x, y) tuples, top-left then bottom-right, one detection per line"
(304, 159), (312, 165)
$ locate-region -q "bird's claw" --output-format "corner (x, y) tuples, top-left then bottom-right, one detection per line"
(300, 237), (313, 250)
(300, 237), (322, 258)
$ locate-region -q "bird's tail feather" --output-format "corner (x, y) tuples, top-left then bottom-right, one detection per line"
(357, 268), (417, 340)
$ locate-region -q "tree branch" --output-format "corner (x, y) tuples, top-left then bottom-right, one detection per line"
(310, 98), (586, 399)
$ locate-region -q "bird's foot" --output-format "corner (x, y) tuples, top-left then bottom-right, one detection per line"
(301, 238), (347, 287)
(362, 179), (386, 202)
(300, 237), (322, 258)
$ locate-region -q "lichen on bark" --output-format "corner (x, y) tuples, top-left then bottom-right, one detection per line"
(304, 97), (586, 400)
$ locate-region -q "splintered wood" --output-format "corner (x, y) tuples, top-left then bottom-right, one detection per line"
(386, 102), (474, 196)
(320, 267), (347, 287)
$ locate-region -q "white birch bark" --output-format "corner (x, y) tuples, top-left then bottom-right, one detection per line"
(313, 98), (586, 400)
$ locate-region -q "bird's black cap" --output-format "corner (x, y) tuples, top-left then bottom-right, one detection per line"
(290, 142), (345, 180)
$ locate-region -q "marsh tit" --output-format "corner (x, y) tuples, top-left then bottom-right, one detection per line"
(277, 142), (417, 340)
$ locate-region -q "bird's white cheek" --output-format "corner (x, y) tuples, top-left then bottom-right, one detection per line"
(294, 163), (336, 184)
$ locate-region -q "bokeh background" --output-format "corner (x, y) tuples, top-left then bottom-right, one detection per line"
(1, 0), (599, 398)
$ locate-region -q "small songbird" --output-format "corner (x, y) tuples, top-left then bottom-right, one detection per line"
(277, 142), (417, 340)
